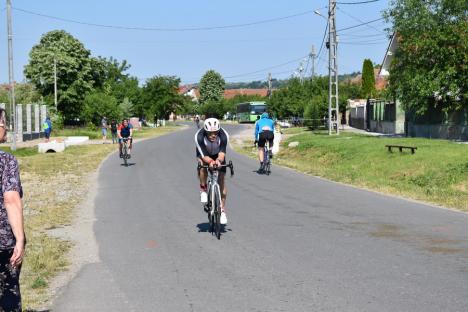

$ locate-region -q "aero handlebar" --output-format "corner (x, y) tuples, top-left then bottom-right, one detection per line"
(198, 160), (234, 176)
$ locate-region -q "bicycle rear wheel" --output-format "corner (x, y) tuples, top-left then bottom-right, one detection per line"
(208, 186), (215, 234)
(214, 185), (222, 240)
(265, 161), (271, 175)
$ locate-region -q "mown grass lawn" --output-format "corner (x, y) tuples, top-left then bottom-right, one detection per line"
(236, 129), (468, 211)
(0, 124), (181, 310)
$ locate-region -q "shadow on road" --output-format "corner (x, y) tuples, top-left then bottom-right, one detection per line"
(120, 162), (136, 167)
(197, 222), (232, 234)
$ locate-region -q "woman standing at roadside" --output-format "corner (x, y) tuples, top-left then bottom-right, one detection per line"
(0, 108), (25, 311)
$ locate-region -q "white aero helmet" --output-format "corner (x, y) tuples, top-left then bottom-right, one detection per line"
(204, 118), (220, 132)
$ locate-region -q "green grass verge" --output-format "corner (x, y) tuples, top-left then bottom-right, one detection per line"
(13, 125), (181, 310)
(235, 128), (468, 211)
(54, 124), (181, 141)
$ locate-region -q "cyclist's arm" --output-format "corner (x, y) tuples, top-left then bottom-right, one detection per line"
(216, 130), (228, 164)
(202, 155), (215, 165)
(117, 128), (122, 139)
(195, 129), (210, 161)
(217, 152), (225, 163)
(255, 121), (260, 140)
(129, 127), (133, 138)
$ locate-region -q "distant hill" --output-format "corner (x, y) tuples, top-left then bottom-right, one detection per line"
(225, 72), (361, 89)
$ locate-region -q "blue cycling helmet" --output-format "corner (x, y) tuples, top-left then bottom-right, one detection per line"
(261, 112), (269, 118)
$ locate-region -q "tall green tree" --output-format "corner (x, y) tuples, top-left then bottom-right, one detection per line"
(98, 57), (142, 117)
(199, 70), (225, 104)
(142, 76), (184, 120)
(24, 30), (104, 122)
(385, 0), (467, 114)
(361, 59), (376, 98)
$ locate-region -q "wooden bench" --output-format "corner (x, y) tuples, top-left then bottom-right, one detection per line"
(385, 145), (417, 154)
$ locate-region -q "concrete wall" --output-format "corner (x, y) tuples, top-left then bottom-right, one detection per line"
(406, 123), (468, 141)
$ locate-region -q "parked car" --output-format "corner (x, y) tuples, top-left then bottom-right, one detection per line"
(277, 120), (291, 128)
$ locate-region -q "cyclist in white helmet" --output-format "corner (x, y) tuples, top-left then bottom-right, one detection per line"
(195, 117), (230, 225)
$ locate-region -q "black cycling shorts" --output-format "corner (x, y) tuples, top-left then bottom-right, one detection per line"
(258, 131), (274, 148)
(197, 152), (227, 173)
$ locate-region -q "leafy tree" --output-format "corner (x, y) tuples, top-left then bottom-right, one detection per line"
(119, 98), (133, 118)
(24, 30), (104, 122)
(268, 77), (329, 119)
(200, 101), (226, 119)
(361, 59), (376, 98)
(0, 83), (42, 104)
(97, 57), (142, 117)
(142, 76), (184, 120)
(199, 70), (225, 104)
(81, 91), (121, 125)
(384, 0), (467, 114)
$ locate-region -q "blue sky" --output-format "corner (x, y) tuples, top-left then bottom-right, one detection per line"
(0, 0), (390, 85)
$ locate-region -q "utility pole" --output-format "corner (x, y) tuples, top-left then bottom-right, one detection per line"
(299, 61), (304, 84)
(310, 45), (316, 79)
(7, 0), (16, 150)
(267, 72), (272, 98)
(54, 57), (58, 108)
(328, 0), (339, 135)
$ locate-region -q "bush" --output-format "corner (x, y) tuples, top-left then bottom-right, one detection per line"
(81, 91), (122, 125)
(200, 101), (226, 119)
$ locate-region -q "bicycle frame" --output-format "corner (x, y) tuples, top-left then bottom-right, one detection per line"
(198, 161), (234, 239)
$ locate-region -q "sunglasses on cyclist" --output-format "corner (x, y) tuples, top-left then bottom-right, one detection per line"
(207, 131), (219, 136)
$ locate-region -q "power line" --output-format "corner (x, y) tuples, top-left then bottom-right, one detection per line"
(337, 17), (385, 32)
(337, 7), (386, 34)
(339, 33), (386, 38)
(316, 22), (329, 62)
(336, 0), (381, 4)
(340, 40), (387, 45)
(13, 7), (322, 32)
(224, 55), (308, 79)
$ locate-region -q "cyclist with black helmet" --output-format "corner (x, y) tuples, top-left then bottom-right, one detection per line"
(118, 118), (133, 158)
(195, 118), (229, 225)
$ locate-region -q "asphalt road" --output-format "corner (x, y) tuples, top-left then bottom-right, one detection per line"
(53, 124), (468, 312)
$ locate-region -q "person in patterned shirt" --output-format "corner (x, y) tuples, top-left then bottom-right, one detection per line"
(0, 108), (25, 311)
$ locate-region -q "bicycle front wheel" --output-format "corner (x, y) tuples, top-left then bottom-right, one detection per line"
(123, 144), (128, 166)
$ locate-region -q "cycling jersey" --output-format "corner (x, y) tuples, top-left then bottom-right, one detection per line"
(118, 124), (133, 137)
(255, 115), (275, 140)
(195, 128), (229, 158)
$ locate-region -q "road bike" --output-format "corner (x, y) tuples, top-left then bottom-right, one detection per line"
(198, 161), (234, 240)
(263, 141), (272, 175)
(121, 138), (131, 166)
(255, 140), (272, 175)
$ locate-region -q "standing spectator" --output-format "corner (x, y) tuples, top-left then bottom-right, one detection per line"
(101, 116), (108, 142)
(110, 119), (118, 144)
(42, 116), (52, 143)
(0, 108), (25, 311)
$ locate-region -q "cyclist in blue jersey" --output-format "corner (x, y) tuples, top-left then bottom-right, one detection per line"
(118, 119), (134, 158)
(255, 112), (275, 173)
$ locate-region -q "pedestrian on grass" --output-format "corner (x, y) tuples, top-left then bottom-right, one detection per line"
(0, 108), (25, 311)
(110, 119), (118, 144)
(101, 116), (108, 142)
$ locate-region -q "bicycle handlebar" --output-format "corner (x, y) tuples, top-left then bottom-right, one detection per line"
(198, 160), (234, 176)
